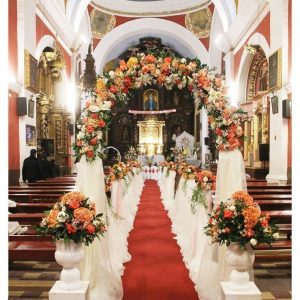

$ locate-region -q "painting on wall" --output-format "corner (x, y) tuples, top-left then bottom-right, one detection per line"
(26, 125), (36, 146)
(185, 7), (212, 38)
(90, 9), (116, 39)
(24, 50), (38, 93)
(268, 48), (282, 92)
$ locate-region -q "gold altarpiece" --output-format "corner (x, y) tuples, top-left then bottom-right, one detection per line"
(242, 46), (270, 172)
(137, 117), (165, 155)
(36, 44), (71, 170)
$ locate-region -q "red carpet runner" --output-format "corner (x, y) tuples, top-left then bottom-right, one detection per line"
(122, 180), (198, 300)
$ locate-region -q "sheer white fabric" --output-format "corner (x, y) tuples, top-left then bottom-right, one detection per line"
(75, 157), (144, 300)
(161, 170), (176, 211)
(75, 157), (123, 300)
(195, 149), (250, 300)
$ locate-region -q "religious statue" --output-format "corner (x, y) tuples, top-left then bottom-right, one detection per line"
(173, 91), (180, 106)
(146, 93), (156, 111)
(122, 125), (129, 142)
(258, 61), (269, 92)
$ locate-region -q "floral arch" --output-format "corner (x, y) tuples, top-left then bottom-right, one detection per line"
(74, 51), (246, 162)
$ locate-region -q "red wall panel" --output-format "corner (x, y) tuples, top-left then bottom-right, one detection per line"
(8, 91), (20, 170)
(36, 16), (71, 77)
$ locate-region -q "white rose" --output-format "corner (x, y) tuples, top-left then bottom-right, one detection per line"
(250, 238), (257, 246)
(88, 104), (101, 112)
(203, 176), (208, 182)
(77, 131), (84, 140)
(180, 58), (187, 63)
(57, 211), (69, 223)
(97, 131), (103, 140)
(41, 218), (47, 226)
(229, 205), (236, 211)
(109, 71), (115, 78)
(77, 125), (82, 129)
(273, 232), (280, 239)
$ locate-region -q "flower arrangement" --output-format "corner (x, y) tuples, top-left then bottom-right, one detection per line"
(124, 146), (138, 162)
(177, 163), (197, 180)
(190, 170), (216, 213)
(196, 170), (217, 191)
(204, 191), (279, 248)
(73, 91), (112, 162)
(35, 192), (106, 246)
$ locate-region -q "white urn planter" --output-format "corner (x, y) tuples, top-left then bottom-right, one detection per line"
(225, 243), (255, 291)
(55, 240), (85, 291)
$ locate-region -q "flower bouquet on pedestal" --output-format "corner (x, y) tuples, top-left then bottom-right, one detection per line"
(190, 170), (216, 213)
(35, 191), (106, 291)
(204, 191), (279, 290)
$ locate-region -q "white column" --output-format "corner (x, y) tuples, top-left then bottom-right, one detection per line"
(266, 0), (289, 183)
(17, 0), (38, 182)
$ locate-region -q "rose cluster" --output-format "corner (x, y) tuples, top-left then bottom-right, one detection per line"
(204, 191), (279, 247)
(35, 192), (106, 246)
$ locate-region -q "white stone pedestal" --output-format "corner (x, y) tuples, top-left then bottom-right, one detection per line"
(49, 281), (89, 300)
(220, 282), (262, 300)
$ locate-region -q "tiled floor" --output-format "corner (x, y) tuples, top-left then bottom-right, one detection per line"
(8, 260), (291, 299)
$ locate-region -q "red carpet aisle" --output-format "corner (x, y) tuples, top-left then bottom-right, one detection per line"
(122, 180), (198, 300)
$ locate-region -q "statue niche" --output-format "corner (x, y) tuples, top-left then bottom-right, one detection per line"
(143, 89), (159, 111)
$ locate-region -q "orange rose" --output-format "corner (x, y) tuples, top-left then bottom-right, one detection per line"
(86, 150), (94, 158)
(74, 207), (94, 223)
(66, 223), (77, 234)
(86, 124), (94, 133)
(47, 209), (59, 227)
(90, 138), (98, 146)
(86, 224), (95, 234)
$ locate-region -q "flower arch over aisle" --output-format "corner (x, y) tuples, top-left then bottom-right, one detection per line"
(74, 51), (247, 162)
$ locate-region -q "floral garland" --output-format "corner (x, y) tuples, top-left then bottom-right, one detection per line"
(97, 52), (246, 151)
(73, 91), (112, 162)
(204, 191), (279, 247)
(74, 51), (247, 162)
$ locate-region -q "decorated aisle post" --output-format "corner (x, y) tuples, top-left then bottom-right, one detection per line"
(72, 90), (124, 300)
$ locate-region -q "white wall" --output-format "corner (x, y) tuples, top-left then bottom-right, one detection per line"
(266, 0), (289, 183)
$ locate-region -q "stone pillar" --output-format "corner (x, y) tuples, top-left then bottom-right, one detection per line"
(266, 0), (289, 183)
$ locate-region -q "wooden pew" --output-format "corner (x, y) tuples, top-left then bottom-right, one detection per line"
(9, 193), (63, 202)
(9, 213), (45, 225)
(9, 203), (53, 213)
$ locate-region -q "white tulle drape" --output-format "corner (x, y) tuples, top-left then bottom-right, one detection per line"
(160, 149), (249, 300)
(75, 157), (144, 300)
(196, 149), (249, 300)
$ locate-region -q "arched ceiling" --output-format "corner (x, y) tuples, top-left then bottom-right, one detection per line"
(91, 0), (212, 17)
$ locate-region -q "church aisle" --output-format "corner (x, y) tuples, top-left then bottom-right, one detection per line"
(122, 180), (198, 300)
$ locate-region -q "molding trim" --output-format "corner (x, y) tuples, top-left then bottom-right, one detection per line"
(91, 0), (212, 17)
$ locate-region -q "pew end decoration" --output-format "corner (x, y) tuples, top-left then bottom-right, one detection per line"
(204, 190), (279, 290)
(35, 191), (106, 291)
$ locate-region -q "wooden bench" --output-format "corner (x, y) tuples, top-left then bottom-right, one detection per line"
(9, 193), (65, 202)
(9, 241), (55, 261)
(9, 203), (53, 213)
(248, 189), (292, 195)
(9, 213), (45, 225)
(255, 199), (292, 210)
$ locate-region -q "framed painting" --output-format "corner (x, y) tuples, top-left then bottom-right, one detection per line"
(271, 96), (279, 114)
(185, 7), (212, 38)
(90, 9), (116, 39)
(28, 99), (34, 118)
(268, 48), (282, 92)
(26, 125), (36, 146)
(24, 50), (38, 93)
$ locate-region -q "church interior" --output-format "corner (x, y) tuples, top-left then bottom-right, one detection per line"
(6, 0), (294, 299)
